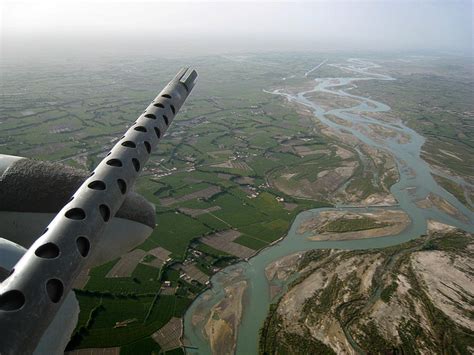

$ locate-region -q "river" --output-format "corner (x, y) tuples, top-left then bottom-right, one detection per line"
(183, 58), (474, 354)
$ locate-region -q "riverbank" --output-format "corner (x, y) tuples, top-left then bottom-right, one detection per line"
(183, 57), (474, 355)
(259, 228), (474, 354)
(297, 209), (410, 241)
(416, 192), (469, 223)
(189, 267), (247, 355)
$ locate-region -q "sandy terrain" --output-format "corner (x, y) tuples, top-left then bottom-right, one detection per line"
(366, 123), (401, 142)
(266, 111), (402, 205)
(320, 121), (400, 195)
(360, 193), (397, 206)
(438, 149), (463, 161)
(304, 92), (361, 111)
(265, 252), (303, 282)
(263, 228), (474, 354)
(426, 219), (456, 233)
(411, 250), (474, 329)
(276, 252), (382, 353)
(204, 280), (247, 355)
(334, 145), (354, 159)
(362, 111), (403, 125)
(297, 209), (410, 241)
(416, 192), (469, 222)
(326, 114), (354, 128)
(188, 265), (248, 355)
(320, 125), (360, 147)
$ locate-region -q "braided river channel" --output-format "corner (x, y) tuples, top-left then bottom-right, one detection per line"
(183, 59), (474, 354)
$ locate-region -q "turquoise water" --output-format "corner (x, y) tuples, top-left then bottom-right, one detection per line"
(184, 59), (474, 354)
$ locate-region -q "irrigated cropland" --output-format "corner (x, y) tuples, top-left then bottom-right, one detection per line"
(1, 53), (473, 354)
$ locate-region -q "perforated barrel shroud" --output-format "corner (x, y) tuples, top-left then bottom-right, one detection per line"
(0, 68), (197, 354)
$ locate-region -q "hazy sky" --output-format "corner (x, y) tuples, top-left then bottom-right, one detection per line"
(1, 0), (473, 57)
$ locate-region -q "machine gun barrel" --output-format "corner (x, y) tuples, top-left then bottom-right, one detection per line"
(0, 68), (197, 354)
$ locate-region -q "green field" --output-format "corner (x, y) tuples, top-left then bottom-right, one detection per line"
(322, 217), (389, 233)
(10, 54), (335, 352)
(3, 52), (471, 353)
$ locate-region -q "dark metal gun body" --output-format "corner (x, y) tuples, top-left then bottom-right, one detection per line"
(0, 68), (197, 354)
